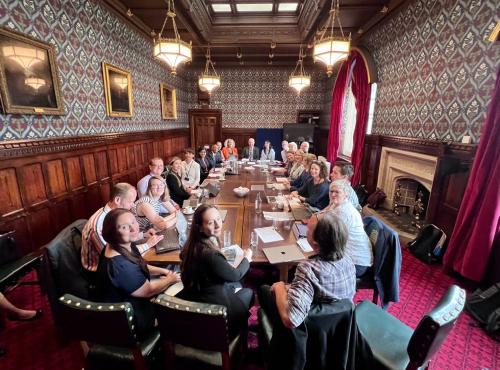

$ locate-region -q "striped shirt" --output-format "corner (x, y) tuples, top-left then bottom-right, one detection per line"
(287, 256), (356, 327)
(81, 205), (150, 272)
(134, 196), (163, 232)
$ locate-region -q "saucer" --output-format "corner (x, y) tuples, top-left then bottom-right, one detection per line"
(182, 208), (195, 215)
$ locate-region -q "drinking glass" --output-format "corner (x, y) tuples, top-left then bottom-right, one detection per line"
(223, 230), (232, 248)
(272, 219), (278, 231)
(250, 231), (258, 251)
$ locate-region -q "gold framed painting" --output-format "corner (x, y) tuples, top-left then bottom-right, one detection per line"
(160, 83), (177, 120)
(102, 62), (133, 117)
(0, 27), (64, 115)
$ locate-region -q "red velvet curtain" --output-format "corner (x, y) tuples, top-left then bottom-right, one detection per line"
(349, 51), (371, 185)
(326, 60), (350, 163)
(443, 68), (500, 282)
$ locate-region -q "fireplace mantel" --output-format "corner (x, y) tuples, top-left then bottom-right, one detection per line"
(361, 135), (476, 244)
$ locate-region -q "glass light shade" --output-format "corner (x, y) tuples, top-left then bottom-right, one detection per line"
(313, 37), (350, 76)
(288, 74), (311, 94)
(153, 38), (192, 74)
(198, 74), (221, 93)
(2, 46), (46, 70)
(24, 77), (46, 91)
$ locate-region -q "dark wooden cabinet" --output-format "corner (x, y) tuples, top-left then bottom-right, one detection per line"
(297, 110), (321, 126)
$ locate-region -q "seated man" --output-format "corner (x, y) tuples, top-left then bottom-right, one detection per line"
(242, 138), (260, 160)
(137, 157), (169, 214)
(207, 143), (223, 168)
(81, 183), (156, 273)
(258, 213), (356, 329)
(300, 141), (310, 154)
(181, 148), (200, 189)
(330, 162), (362, 212)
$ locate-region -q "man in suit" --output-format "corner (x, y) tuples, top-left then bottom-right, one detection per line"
(207, 143), (223, 167)
(242, 138), (260, 160)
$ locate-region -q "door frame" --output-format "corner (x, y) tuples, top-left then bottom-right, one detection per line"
(188, 109), (222, 148)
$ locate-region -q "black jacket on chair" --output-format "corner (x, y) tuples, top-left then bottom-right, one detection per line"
(267, 299), (372, 370)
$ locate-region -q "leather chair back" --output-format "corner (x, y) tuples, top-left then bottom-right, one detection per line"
(407, 285), (466, 368)
(58, 294), (139, 347)
(153, 294), (230, 352)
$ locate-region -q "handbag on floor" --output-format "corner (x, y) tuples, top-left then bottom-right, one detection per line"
(408, 224), (446, 264)
(366, 188), (386, 209)
(465, 283), (500, 341)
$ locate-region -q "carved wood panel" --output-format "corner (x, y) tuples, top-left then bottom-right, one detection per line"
(0, 129), (189, 253)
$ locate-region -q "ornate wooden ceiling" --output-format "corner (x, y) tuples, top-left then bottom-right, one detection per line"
(104, 0), (409, 66)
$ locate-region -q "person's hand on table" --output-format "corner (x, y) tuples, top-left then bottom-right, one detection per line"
(144, 228), (156, 240)
(146, 233), (164, 248)
(271, 281), (286, 292)
(160, 270), (180, 285)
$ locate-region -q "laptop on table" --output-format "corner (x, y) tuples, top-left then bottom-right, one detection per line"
(155, 228), (180, 254)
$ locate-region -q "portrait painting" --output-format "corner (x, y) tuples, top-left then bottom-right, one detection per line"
(160, 83), (177, 120)
(0, 27), (64, 115)
(102, 62), (133, 117)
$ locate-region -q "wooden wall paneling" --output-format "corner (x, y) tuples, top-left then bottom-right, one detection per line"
(50, 198), (72, 237)
(19, 163), (47, 206)
(117, 146), (127, 173)
(0, 129), (189, 254)
(109, 148), (119, 175)
(0, 168), (23, 217)
(27, 207), (54, 249)
(95, 150), (109, 181)
(153, 141), (160, 158)
(45, 159), (68, 197)
(82, 153), (97, 185)
(66, 156), (84, 191)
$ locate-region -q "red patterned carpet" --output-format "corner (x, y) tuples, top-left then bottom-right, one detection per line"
(1, 249), (499, 370)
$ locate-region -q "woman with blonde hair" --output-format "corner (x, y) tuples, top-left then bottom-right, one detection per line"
(221, 138), (238, 160)
(289, 153), (317, 191)
(134, 175), (177, 232)
(166, 156), (192, 206)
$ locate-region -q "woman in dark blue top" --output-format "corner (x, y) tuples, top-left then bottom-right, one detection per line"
(291, 160), (330, 210)
(95, 208), (179, 336)
(290, 153), (315, 191)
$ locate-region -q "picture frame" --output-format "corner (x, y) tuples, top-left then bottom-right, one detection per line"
(160, 83), (177, 120)
(0, 27), (64, 115)
(102, 62), (133, 117)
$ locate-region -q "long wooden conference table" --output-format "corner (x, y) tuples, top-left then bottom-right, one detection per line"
(144, 164), (312, 281)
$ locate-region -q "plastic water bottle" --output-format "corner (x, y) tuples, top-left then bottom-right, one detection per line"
(255, 192), (262, 215)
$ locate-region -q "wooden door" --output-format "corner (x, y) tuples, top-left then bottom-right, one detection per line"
(189, 109), (222, 149)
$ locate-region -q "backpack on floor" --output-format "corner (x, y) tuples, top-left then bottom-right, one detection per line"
(465, 283), (500, 341)
(407, 224), (446, 264)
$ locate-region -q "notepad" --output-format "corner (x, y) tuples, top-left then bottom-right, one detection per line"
(275, 177), (288, 183)
(263, 212), (294, 221)
(254, 227), (284, 243)
(251, 184), (265, 191)
(297, 238), (313, 252)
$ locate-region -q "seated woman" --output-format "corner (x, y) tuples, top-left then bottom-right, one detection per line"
(96, 208), (179, 336)
(290, 160), (329, 210)
(289, 152), (314, 190)
(258, 213), (356, 329)
(178, 204), (254, 339)
(134, 176), (177, 232)
(260, 140), (276, 161)
(330, 162), (361, 211)
(166, 157), (192, 206)
(284, 150), (295, 176)
(324, 180), (373, 277)
(221, 139), (238, 161)
(195, 146), (212, 183)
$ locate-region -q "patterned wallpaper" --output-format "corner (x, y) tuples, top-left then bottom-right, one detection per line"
(361, 0), (499, 143)
(185, 65), (330, 128)
(0, 0), (190, 141)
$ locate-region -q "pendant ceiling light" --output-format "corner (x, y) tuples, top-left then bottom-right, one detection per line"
(198, 47), (220, 94)
(153, 0), (192, 75)
(289, 47), (310, 94)
(313, 0), (350, 76)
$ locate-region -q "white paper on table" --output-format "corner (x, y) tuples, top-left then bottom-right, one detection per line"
(266, 183), (274, 189)
(297, 238), (313, 252)
(275, 177), (288, 183)
(263, 211), (294, 221)
(251, 184), (265, 191)
(254, 227), (284, 243)
(208, 173), (221, 178)
(253, 164), (266, 168)
(247, 161), (256, 165)
(213, 168), (223, 173)
(273, 183), (286, 191)
(271, 167), (286, 173)
(244, 166), (255, 171)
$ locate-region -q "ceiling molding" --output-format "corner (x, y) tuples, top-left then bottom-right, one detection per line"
(101, 0), (154, 38)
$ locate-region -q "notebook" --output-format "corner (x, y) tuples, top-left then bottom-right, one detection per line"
(262, 244), (305, 264)
(291, 206), (312, 221)
(155, 228), (180, 254)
